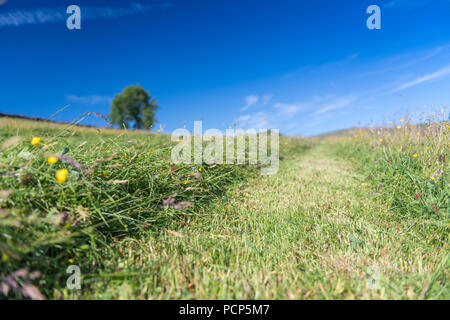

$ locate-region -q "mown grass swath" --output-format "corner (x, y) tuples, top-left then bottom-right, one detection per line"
(0, 112), (448, 299)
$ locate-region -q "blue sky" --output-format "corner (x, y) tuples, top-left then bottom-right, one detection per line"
(1, 0), (449, 136)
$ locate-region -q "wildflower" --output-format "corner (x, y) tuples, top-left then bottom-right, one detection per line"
(31, 137), (42, 146)
(56, 169), (69, 184)
(68, 259), (74, 264)
(131, 145), (135, 149)
(183, 180), (189, 185)
(404, 132), (409, 136)
(431, 176), (436, 181)
(413, 153), (418, 158)
(47, 156), (59, 164)
(400, 119), (404, 123)
(198, 168), (202, 172)
(157, 130), (161, 133)
(397, 126), (402, 130)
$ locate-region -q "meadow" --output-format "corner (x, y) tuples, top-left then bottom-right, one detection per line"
(0, 113), (448, 299)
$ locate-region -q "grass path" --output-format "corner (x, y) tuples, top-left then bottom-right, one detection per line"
(85, 143), (448, 299)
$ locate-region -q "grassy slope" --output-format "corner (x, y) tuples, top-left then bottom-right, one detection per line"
(0, 117), (256, 299)
(79, 142), (447, 299)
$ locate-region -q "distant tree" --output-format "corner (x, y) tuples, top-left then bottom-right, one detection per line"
(109, 85), (158, 129)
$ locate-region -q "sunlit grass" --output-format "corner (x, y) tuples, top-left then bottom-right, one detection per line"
(0, 113), (447, 300)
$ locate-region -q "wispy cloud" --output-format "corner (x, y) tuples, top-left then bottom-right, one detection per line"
(261, 94), (273, 104)
(387, 65), (450, 94)
(313, 96), (357, 115)
(235, 112), (269, 130)
(273, 96), (321, 117)
(360, 45), (447, 78)
(0, 2), (172, 28)
(274, 103), (303, 116)
(241, 95), (259, 111)
(240, 94), (273, 111)
(66, 94), (112, 105)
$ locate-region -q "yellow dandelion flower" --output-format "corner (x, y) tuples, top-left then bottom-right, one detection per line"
(183, 180), (189, 185)
(47, 156), (59, 164)
(431, 176), (436, 181)
(400, 119), (404, 123)
(31, 137), (42, 146)
(198, 168), (202, 172)
(404, 132), (409, 136)
(68, 259), (75, 264)
(56, 169), (69, 184)
(413, 153), (418, 158)
(397, 126), (402, 130)
(157, 130), (161, 133)
(131, 145), (135, 149)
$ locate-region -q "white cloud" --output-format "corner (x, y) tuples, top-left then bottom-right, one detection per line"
(387, 65), (450, 94)
(360, 45), (447, 78)
(235, 112), (269, 130)
(274, 95), (323, 117)
(0, 2), (172, 28)
(262, 94), (273, 104)
(241, 95), (259, 111)
(274, 103), (304, 116)
(240, 94), (273, 111)
(66, 94), (112, 105)
(313, 96), (357, 115)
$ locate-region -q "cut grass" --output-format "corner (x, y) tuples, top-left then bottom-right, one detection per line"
(0, 116), (448, 299)
(76, 142), (447, 299)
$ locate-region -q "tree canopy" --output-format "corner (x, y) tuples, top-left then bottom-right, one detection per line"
(109, 85), (158, 129)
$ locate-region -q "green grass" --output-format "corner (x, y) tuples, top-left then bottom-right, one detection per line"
(0, 116), (448, 299)
(0, 117), (259, 299)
